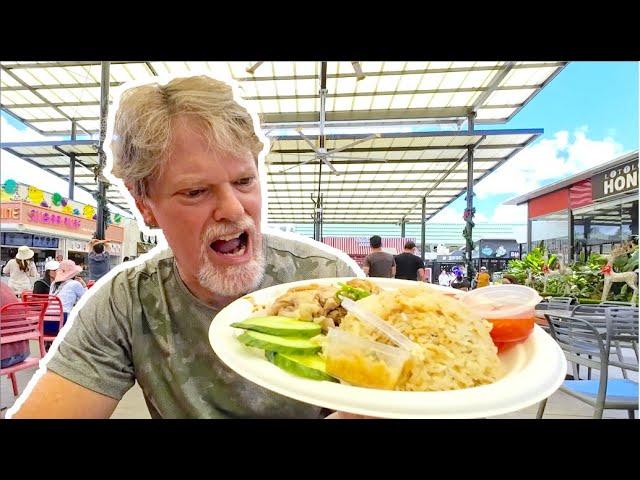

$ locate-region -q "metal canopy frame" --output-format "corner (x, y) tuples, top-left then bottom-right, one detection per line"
(1, 61), (563, 266)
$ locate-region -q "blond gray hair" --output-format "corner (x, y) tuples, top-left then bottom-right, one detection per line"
(110, 75), (264, 198)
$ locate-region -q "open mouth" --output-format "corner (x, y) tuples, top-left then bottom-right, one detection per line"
(210, 232), (249, 257)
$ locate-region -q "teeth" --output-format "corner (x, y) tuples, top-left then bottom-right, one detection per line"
(214, 232), (243, 242)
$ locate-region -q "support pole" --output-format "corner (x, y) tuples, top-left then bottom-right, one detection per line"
(401, 217), (406, 238)
(69, 121), (76, 200)
(464, 111), (477, 282)
(464, 144), (475, 282)
(96, 62), (110, 240)
(421, 197), (426, 261)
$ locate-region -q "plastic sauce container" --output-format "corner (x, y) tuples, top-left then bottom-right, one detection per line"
(324, 328), (411, 390)
(463, 285), (542, 352)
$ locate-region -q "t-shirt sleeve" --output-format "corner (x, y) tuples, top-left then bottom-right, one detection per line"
(45, 274), (135, 400)
(417, 257), (425, 269)
(335, 255), (360, 277)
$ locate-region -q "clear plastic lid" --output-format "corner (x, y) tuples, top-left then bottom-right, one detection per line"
(325, 328), (410, 389)
(463, 285), (542, 319)
(340, 297), (419, 352)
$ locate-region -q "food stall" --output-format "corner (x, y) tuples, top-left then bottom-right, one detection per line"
(1, 181), (125, 276)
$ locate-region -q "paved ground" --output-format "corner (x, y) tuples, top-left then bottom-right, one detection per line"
(2, 341), (637, 420)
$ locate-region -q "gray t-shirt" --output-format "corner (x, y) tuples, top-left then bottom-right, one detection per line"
(364, 251), (395, 278)
(46, 234), (357, 419)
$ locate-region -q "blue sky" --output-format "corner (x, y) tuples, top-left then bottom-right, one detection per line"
(2, 61), (638, 224)
(429, 61), (638, 224)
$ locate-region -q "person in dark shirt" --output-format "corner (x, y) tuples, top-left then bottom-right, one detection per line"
(394, 240), (425, 281)
(363, 235), (395, 278)
(33, 259), (60, 294)
(88, 239), (112, 281)
(451, 273), (471, 291)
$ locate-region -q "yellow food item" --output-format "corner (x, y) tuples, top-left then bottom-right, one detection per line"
(326, 353), (398, 390)
(339, 285), (501, 391)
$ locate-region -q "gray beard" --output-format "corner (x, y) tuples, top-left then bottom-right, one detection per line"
(197, 231), (265, 298)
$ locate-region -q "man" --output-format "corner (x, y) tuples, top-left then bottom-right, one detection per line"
(475, 266), (491, 288)
(450, 273), (471, 291)
(87, 238), (111, 281)
(394, 241), (425, 281)
(9, 75), (358, 419)
(363, 235), (395, 278)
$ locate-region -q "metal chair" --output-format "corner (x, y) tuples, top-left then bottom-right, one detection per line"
(547, 296), (575, 310)
(537, 313), (638, 419)
(600, 301), (636, 307)
(21, 293), (65, 347)
(0, 301), (47, 396)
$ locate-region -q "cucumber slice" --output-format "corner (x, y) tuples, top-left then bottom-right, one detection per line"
(231, 316), (321, 337)
(237, 331), (321, 355)
(265, 351), (337, 382)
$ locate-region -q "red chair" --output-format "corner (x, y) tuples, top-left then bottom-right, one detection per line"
(0, 301), (47, 396)
(21, 293), (65, 344)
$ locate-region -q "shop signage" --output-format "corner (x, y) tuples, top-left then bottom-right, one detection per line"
(1, 201), (124, 242)
(1, 205), (20, 220)
(28, 208), (82, 229)
(592, 159), (638, 200)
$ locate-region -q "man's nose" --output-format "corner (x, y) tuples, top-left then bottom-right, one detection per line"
(212, 184), (244, 222)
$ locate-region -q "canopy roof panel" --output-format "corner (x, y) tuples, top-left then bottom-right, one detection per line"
(1, 61), (565, 136)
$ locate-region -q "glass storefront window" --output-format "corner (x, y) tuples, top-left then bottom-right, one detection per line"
(531, 211), (570, 259)
(573, 197), (638, 255)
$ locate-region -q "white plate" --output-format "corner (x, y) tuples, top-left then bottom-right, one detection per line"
(209, 277), (567, 418)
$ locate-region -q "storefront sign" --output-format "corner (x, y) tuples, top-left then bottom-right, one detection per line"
(1, 201), (124, 243)
(1, 204), (20, 220)
(67, 239), (89, 252)
(592, 159), (638, 200)
(28, 208), (82, 229)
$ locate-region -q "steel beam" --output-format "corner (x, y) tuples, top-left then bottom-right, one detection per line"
(96, 62), (110, 239)
(421, 197), (426, 261)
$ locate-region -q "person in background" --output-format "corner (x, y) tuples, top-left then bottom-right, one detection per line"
(475, 266), (491, 288)
(2, 246), (38, 296)
(0, 282), (31, 368)
(87, 238), (112, 281)
(123, 257), (130, 262)
(363, 235), (395, 278)
(49, 260), (87, 332)
(438, 268), (451, 287)
(55, 254), (64, 262)
(450, 272), (471, 291)
(394, 241), (425, 281)
(33, 260), (60, 295)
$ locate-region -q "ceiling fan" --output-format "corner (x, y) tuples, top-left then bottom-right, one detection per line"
(277, 130), (383, 176)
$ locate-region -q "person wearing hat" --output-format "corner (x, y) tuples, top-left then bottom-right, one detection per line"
(49, 260), (87, 331)
(2, 246), (38, 295)
(475, 266), (491, 289)
(33, 259), (60, 295)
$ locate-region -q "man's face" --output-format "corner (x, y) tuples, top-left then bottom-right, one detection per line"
(135, 117), (264, 300)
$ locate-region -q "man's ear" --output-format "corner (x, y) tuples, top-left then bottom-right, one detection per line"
(126, 184), (158, 228)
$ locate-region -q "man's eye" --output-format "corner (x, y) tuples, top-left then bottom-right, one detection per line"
(184, 189), (205, 198)
(235, 177), (255, 187)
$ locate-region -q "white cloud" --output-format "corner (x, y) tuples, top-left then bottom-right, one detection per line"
(474, 128), (625, 200)
(490, 204), (527, 224)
